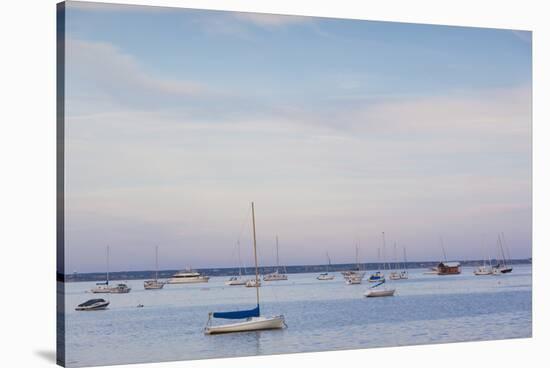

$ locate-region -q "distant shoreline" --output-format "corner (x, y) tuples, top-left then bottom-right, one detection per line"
(60, 258), (532, 282)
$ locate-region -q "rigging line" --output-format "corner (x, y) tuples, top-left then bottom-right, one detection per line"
(230, 204), (253, 260)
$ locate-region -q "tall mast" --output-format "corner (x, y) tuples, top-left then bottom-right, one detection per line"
(403, 247), (408, 271)
(251, 202), (260, 306)
(106, 245), (110, 285)
(382, 232), (387, 272)
(355, 243), (359, 271)
(497, 234), (507, 267)
(393, 242), (398, 271)
(326, 251), (330, 272)
(377, 248), (381, 272)
(237, 241), (242, 277)
(276, 235), (280, 272)
(155, 245), (159, 281)
(440, 236), (448, 262)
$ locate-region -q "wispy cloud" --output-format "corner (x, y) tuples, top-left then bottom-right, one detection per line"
(66, 38), (217, 112)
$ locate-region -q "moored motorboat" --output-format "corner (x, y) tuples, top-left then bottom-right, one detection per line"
(167, 269), (209, 284)
(75, 298), (109, 311)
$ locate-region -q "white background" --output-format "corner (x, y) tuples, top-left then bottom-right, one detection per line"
(0, 0), (548, 368)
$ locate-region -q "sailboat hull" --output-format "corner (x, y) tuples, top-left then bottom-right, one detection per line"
(204, 316), (285, 335)
(225, 279), (247, 286)
(365, 289), (396, 297)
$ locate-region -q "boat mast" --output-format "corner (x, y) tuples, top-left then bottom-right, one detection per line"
(276, 235), (280, 273)
(155, 245), (159, 281)
(403, 247), (408, 271)
(326, 251), (330, 273)
(393, 242), (398, 272)
(497, 234), (507, 267)
(355, 243), (359, 271)
(237, 240), (242, 277)
(251, 202), (260, 306)
(440, 236), (448, 262)
(106, 245), (110, 285)
(382, 232), (387, 272)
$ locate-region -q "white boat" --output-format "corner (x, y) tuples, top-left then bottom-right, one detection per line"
(317, 252), (335, 280)
(365, 232), (396, 297)
(342, 243), (365, 283)
(75, 298), (109, 311)
(90, 246), (132, 294)
(474, 252), (493, 276)
(204, 202), (286, 335)
(205, 315), (286, 335)
(317, 272), (335, 281)
(144, 280), (165, 289)
(225, 241), (247, 286)
(389, 246), (409, 280)
(474, 266), (493, 275)
(245, 278), (261, 287)
(345, 275), (363, 285)
(226, 276), (247, 286)
(368, 247), (386, 282)
(167, 269), (209, 284)
(144, 246), (165, 289)
(92, 283), (131, 294)
(263, 236), (288, 281)
(365, 288), (396, 297)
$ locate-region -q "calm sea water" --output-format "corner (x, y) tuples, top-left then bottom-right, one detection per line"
(62, 265), (532, 367)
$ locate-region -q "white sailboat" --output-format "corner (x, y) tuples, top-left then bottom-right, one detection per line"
(204, 202), (286, 334)
(492, 233), (513, 274)
(390, 246), (409, 280)
(225, 241), (247, 286)
(342, 242), (365, 284)
(263, 235), (288, 281)
(317, 252), (335, 280)
(389, 242), (400, 280)
(365, 232), (395, 297)
(367, 248), (385, 283)
(474, 246), (493, 276)
(144, 246), (165, 289)
(91, 246), (132, 294)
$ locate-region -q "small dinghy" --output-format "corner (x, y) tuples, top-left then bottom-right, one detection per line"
(75, 298), (109, 311)
(205, 202), (286, 335)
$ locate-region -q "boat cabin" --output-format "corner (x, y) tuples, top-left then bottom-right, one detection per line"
(437, 261), (461, 275)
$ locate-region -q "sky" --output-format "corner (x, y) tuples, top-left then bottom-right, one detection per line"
(62, 1), (532, 273)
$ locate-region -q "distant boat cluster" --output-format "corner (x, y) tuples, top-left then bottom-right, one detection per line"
(75, 203), (517, 335)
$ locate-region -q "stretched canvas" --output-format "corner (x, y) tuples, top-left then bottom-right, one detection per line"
(57, 1), (532, 367)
